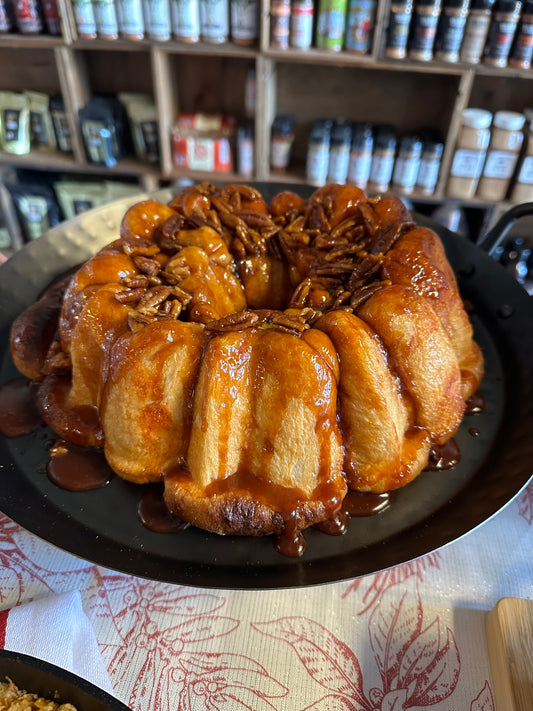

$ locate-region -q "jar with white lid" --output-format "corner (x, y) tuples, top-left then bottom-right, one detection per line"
(510, 119), (533, 202)
(447, 108), (492, 198)
(477, 110), (525, 201)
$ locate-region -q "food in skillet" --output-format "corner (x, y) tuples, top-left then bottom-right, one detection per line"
(0, 679), (76, 711)
(9, 182), (484, 552)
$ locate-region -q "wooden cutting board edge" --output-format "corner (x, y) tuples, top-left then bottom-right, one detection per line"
(486, 597), (533, 711)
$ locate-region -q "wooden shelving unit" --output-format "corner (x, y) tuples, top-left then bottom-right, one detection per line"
(2, 0), (533, 237)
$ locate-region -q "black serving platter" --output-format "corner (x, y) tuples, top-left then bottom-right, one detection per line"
(0, 186), (532, 589)
(0, 649), (130, 711)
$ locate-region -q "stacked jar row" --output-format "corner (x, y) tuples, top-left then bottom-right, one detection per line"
(275, 117), (444, 194)
(385, 0), (533, 68)
(269, 0), (377, 52)
(447, 108), (533, 202)
(71, 0), (259, 44)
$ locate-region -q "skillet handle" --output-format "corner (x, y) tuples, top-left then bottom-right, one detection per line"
(477, 202), (533, 256)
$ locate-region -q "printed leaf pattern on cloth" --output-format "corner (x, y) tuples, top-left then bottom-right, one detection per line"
(471, 681), (495, 711)
(517, 482), (533, 525)
(254, 581), (461, 711)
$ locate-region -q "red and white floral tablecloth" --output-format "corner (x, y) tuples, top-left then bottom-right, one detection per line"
(1, 482), (532, 711)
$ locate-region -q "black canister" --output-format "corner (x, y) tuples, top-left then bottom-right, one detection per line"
(509, 0), (533, 67)
(408, 0), (442, 60)
(434, 0), (470, 60)
(483, 0), (522, 67)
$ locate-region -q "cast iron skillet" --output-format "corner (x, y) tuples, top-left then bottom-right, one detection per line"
(0, 649), (130, 711)
(0, 184), (532, 590)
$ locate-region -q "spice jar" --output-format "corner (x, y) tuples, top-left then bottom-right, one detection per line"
(392, 135), (423, 194)
(459, 0), (494, 61)
(42, 0), (61, 34)
(510, 119), (533, 201)
(94, 0), (119, 38)
(116, 0), (145, 39)
(368, 125), (397, 194)
(231, 0), (258, 45)
(306, 119), (333, 186)
(447, 108), (492, 198)
(344, 0), (377, 53)
(271, 115), (294, 172)
(327, 119), (352, 184)
(434, 0), (470, 61)
(237, 120), (255, 177)
(200, 0), (229, 42)
(508, 0), (533, 66)
(483, 0), (522, 67)
(171, 0), (200, 41)
(270, 0), (291, 48)
(347, 121), (373, 188)
(14, 0), (44, 32)
(290, 0), (314, 48)
(72, 0), (97, 37)
(415, 136), (444, 194)
(384, 0), (413, 57)
(0, 0), (14, 32)
(477, 110), (525, 201)
(143, 0), (171, 39)
(316, 0), (348, 51)
(408, 0), (442, 60)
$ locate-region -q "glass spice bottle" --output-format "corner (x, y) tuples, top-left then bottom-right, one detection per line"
(327, 119), (352, 184)
(116, 0), (145, 39)
(290, 0), (314, 49)
(384, 0), (414, 57)
(72, 0), (97, 37)
(14, 0), (44, 32)
(408, 0), (442, 60)
(270, 0), (291, 48)
(316, 0), (349, 51)
(200, 0), (229, 42)
(144, 0), (171, 39)
(392, 134), (423, 194)
(447, 107), (492, 198)
(271, 114), (295, 172)
(171, 0), (200, 41)
(434, 0), (470, 61)
(415, 135), (444, 194)
(459, 0), (494, 62)
(94, 0), (119, 39)
(347, 121), (373, 188)
(231, 0), (259, 45)
(483, 0), (522, 67)
(306, 119), (333, 186)
(368, 124), (397, 193)
(344, 0), (377, 53)
(508, 0), (533, 66)
(0, 0), (14, 32)
(42, 0), (61, 34)
(477, 110), (525, 201)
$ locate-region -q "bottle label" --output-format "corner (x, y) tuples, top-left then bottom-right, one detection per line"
(94, 0), (119, 35)
(171, 0), (199, 37)
(231, 0), (258, 41)
(345, 0), (376, 52)
(485, 18), (517, 59)
(518, 155), (533, 184)
(369, 152), (395, 185)
(386, 11), (411, 49)
(290, 2), (313, 48)
(482, 150), (518, 179)
(511, 20), (533, 62)
(306, 144), (330, 184)
(409, 12), (439, 53)
(416, 157), (440, 191)
(144, 0), (171, 38)
(238, 136), (254, 176)
(436, 13), (467, 54)
(200, 0), (228, 38)
(393, 155), (420, 188)
(327, 145), (350, 183)
(450, 148), (486, 178)
(347, 149), (372, 185)
(74, 0), (96, 34)
(117, 0), (144, 35)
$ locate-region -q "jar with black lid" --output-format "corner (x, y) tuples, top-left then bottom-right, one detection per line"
(459, 0), (495, 62)
(368, 125), (397, 193)
(434, 0), (470, 61)
(306, 119), (333, 186)
(509, 0), (533, 67)
(384, 0), (414, 58)
(408, 0), (442, 60)
(483, 0), (522, 67)
(392, 135), (423, 193)
(327, 119), (352, 184)
(416, 136), (443, 194)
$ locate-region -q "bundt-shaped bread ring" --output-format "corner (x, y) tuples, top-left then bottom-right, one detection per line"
(10, 182), (484, 542)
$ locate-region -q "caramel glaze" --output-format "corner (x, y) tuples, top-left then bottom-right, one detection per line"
(47, 439), (114, 491)
(0, 377), (43, 437)
(424, 438), (461, 471)
(138, 487), (188, 533)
